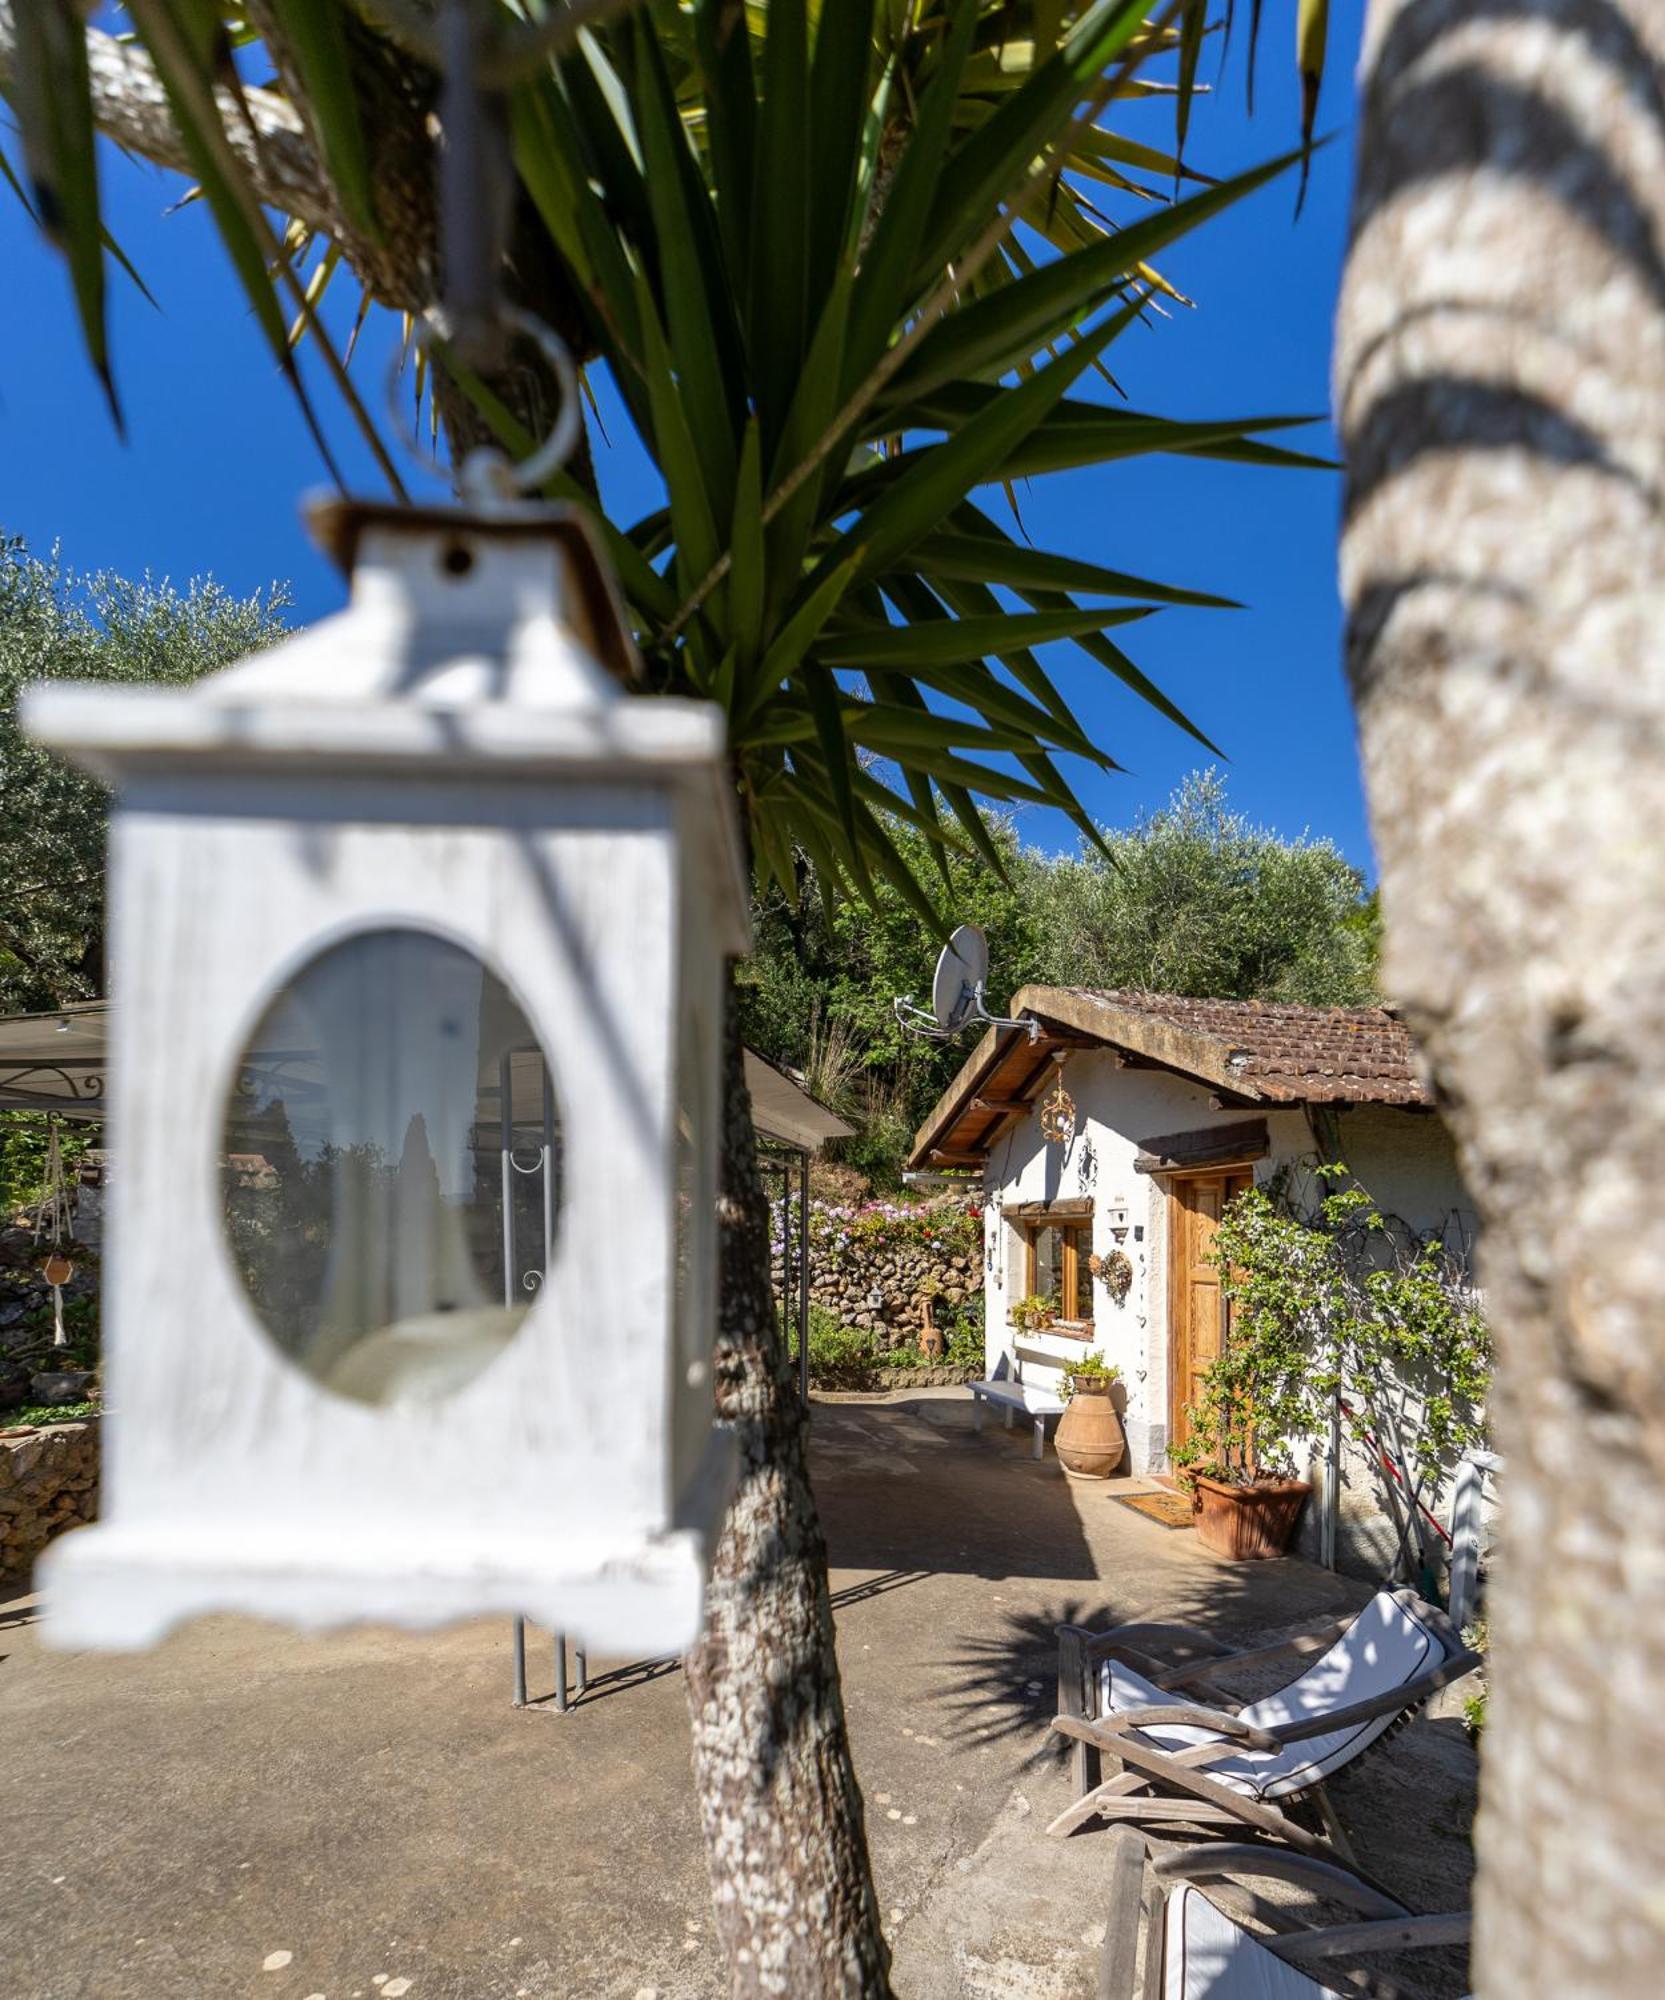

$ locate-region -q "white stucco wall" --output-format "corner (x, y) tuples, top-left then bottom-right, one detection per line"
(980, 1055), (1478, 1501)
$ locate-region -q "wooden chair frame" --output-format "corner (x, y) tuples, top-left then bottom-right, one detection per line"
(1099, 1830), (1470, 2000)
(1050, 1589), (1482, 1866)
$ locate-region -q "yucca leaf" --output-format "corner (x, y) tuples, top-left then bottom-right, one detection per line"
(810, 289), (1147, 596)
(922, 558), (1121, 759)
(1174, 0), (1207, 172)
(841, 0), (978, 392)
(911, 532), (1242, 608)
(885, 144), (1303, 407)
(748, 0), (810, 447)
(738, 560), (858, 732)
(1074, 126), (1213, 186)
(817, 605), (1147, 667)
(836, 705), (1047, 756)
(763, 259), (854, 626)
(262, 0), (379, 238)
(633, 273), (722, 595)
(693, 0), (757, 286)
(937, 776), (1018, 884)
(631, 17), (741, 517)
(9, 0), (117, 424)
(915, 0), (1150, 282)
(806, 0), (875, 311)
(124, 0), (340, 477)
(873, 571), (1111, 765)
(848, 794), (952, 940)
(842, 401), (1327, 489)
(729, 416), (767, 672)
(1296, 0), (1330, 208)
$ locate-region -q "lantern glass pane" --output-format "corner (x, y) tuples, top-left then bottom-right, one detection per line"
(222, 928), (559, 1406)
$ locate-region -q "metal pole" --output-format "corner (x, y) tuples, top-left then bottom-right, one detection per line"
(798, 1149), (811, 1410)
(778, 1159), (790, 1353)
(499, 1049), (515, 1309)
(554, 1631), (569, 1714)
(1322, 1389), (1340, 1571)
(1448, 1449), (1501, 1632)
(541, 1056), (555, 1275)
(512, 1616), (527, 1706)
(575, 1648), (588, 1698)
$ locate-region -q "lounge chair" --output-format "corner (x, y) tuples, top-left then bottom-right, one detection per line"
(1050, 1588), (1481, 1859)
(1099, 1829), (1470, 2000)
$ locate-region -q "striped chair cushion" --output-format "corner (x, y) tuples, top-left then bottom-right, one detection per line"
(1100, 1591), (1443, 1800)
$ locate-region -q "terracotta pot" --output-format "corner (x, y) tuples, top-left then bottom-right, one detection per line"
(1054, 1380), (1125, 1480)
(1191, 1473), (1310, 1560)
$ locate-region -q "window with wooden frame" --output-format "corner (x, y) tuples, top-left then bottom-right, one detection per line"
(1023, 1216), (1094, 1331)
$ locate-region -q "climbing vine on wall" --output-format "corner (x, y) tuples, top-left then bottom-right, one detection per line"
(1171, 1168), (1491, 1487)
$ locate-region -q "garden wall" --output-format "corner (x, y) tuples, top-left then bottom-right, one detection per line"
(776, 1197), (983, 1349)
(0, 1419), (98, 1581)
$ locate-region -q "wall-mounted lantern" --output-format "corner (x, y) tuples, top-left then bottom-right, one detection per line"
(1105, 1195), (1131, 1242)
(24, 491), (748, 1655)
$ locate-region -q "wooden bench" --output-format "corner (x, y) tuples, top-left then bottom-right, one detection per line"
(969, 1378), (1067, 1460)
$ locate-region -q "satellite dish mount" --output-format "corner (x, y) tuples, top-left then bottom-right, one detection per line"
(893, 924), (1039, 1043)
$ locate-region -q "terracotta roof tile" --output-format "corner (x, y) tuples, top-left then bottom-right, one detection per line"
(1062, 990), (1432, 1106)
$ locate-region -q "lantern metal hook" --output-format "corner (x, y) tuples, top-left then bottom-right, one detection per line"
(387, 305), (582, 507)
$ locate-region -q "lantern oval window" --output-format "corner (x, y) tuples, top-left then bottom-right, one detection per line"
(221, 926), (561, 1408)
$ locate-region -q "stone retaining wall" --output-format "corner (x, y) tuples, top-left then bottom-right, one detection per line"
(777, 1199), (983, 1350)
(0, 1420), (98, 1581)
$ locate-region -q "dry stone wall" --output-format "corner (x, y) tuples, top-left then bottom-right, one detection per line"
(0, 1419), (98, 1580)
(775, 1197), (983, 1349)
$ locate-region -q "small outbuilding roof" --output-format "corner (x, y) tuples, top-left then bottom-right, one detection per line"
(907, 986), (1432, 1172)
(0, 1001), (851, 1156)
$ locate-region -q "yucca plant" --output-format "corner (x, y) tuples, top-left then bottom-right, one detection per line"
(1, 3), (1325, 1991)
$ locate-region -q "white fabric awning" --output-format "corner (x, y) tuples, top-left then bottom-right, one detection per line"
(0, 1001), (851, 1155)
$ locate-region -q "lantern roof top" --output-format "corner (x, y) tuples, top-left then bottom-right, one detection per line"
(23, 495), (717, 765)
(24, 496), (752, 951)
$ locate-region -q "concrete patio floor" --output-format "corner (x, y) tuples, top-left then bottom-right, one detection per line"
(0, 1392), (1478, 1999)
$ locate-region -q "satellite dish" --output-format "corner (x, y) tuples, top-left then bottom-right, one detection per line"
(931, 924), (989, 1032)
(893, 921), (1038, 1043)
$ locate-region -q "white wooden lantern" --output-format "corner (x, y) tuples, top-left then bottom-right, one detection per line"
(24, 496), (748, 1653)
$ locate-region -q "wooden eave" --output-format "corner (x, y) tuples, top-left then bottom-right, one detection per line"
(905, 985), (1273, 1174)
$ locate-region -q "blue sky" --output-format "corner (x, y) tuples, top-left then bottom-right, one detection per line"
(0, 3), (1372, 868)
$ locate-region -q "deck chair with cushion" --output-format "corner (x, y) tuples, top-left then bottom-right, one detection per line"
(1050, 1588), (1481, 1859)
(1099, 1829), (1470, 2000)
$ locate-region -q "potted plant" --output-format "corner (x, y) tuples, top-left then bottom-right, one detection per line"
(1168, 1288), (1315, 1559)
(1010, 1292), (1059, 1335)
(1055, 1351), (1125, 1480)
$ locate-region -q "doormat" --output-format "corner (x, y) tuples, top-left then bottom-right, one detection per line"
(1109, 1490), (1196, 1531)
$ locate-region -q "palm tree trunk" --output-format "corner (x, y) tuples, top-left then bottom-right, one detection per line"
(682, 983), (893, 1998)
(1337, 3), (1665, 1991)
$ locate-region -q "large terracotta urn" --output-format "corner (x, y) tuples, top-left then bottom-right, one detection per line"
(1054, 1378), (1126, 1480)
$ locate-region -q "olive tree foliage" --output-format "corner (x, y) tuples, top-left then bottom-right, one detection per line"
(1032, 767), (1378, 1003)
(0, 537), (288, 1013)
(739, 772), (1379, 1188)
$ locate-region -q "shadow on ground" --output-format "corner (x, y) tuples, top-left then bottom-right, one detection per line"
(0, 1391), (1477, 2000)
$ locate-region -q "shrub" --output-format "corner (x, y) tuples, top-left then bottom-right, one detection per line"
(805, 1307), (874, 1389)
(1062, 1350), (1120, 1399)
(1169, 1168), (1490, 1491)
(940, 1292), (985, 1371)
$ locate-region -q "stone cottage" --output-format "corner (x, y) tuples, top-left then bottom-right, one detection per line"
(907, 989), (1479, 1537)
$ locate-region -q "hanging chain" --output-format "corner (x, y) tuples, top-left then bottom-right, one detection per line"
(382, 0), (607, 496)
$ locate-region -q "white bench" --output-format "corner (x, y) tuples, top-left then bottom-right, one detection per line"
(969, 1378), (1067, 1460)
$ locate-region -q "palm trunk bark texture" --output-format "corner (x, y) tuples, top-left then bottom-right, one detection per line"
(681, 991), (893, 1998)
(1337, 2), (1665, 1992)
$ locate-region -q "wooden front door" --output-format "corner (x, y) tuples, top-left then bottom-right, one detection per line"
(1168, 1171), (1251, 1455)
